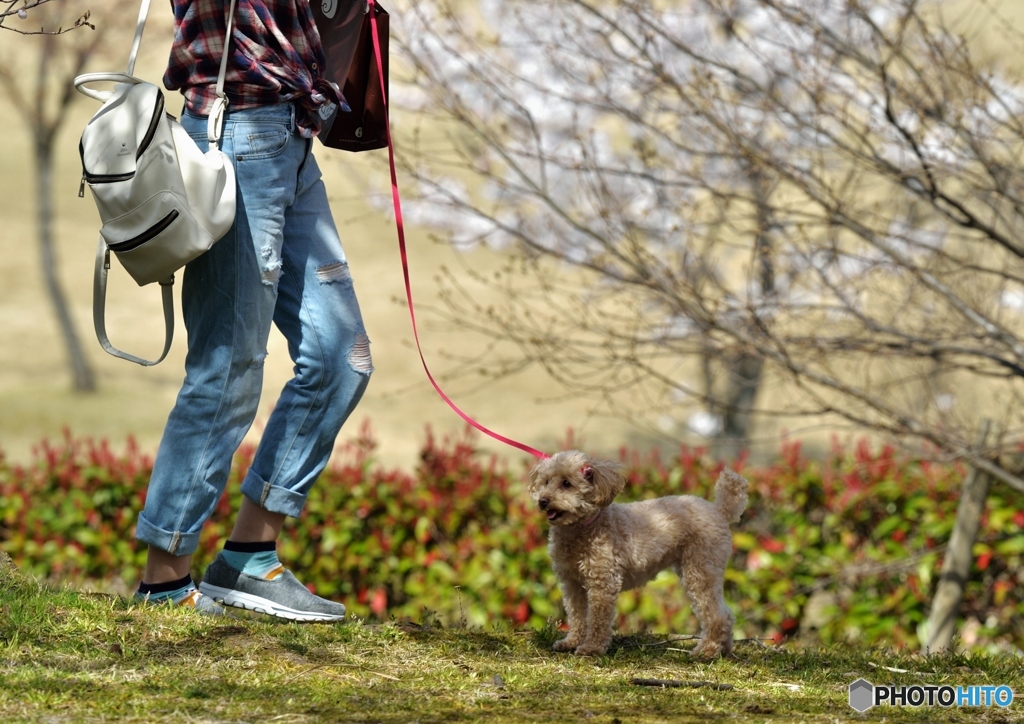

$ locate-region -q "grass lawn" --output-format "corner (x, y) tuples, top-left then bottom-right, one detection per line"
(2, 555), (1021, 723)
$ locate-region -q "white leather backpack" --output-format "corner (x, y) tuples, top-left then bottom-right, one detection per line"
(75, 0), (237, 365)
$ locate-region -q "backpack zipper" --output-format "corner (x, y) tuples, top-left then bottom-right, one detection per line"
(137, 91), (165, 160)
(79, 88), (166, 195)
(107, 209), (180, 253)
(78, 136), (136, 189)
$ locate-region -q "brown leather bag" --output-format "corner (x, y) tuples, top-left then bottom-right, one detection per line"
(313, 0), (389, 152)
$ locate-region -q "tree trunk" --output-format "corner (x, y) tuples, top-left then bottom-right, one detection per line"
(925, 421), (993, 652)
(35, 139), (96, 392)
(713, 166), (773, 459)
(716, 353), (765, 460)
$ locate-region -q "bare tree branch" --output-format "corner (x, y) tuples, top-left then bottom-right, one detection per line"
(388, 0), (1024, 477)
(0, 0), (93, 34)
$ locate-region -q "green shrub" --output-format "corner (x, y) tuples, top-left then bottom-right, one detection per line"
(1, 425), (1021, 652)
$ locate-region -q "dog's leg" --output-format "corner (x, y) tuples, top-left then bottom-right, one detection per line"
(553, 579), (588, 652)
(574, 584), (619, 656)
(682, 557), (734, 658)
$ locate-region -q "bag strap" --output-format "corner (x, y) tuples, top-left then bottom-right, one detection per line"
(124, 0), (150, 77)
(132, 0), (237, 148)
(75, 0), (195, 101)
(93, 239), (174, 366)
(76, 0), (236, 148)
(206, 0), (238, 149)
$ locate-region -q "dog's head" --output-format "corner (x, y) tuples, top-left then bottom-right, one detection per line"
(528, 450), (625, 525)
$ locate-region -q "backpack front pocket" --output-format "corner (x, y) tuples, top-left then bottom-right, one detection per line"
(106, 209), (180, 253)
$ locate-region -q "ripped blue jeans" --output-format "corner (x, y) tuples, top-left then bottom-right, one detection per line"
(135, 104), (373, 556)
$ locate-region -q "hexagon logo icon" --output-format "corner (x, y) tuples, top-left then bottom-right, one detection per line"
(849, 679), (874, 712)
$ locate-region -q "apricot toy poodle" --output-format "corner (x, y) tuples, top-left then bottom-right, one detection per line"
(529, 450), (749, 657)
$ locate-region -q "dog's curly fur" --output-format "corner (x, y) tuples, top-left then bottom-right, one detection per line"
(528, 450), (749, 657)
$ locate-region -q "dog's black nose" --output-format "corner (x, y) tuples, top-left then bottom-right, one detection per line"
(538, 497), (550, 510)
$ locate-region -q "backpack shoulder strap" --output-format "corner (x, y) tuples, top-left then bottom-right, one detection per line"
(125, 0), (152, 76)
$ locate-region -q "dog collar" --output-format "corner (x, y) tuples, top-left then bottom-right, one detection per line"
(577, 511), (602, 527)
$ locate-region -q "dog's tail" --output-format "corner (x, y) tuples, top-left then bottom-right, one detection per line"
(714, 467), (749, 525)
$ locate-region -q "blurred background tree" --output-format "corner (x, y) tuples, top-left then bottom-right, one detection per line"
(0, 0), (121, 392)
(393, 0), (1024, 485)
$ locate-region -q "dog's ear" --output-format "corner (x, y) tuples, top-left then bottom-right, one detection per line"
(527, 459), (548, 493)
(587, 459), (625, 507)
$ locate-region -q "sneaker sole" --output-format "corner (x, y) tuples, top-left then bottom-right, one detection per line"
(199, 582), (345, 622)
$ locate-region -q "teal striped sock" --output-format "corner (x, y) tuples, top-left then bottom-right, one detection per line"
(221, 540), (283, 579)
(136, 574), (197, 605)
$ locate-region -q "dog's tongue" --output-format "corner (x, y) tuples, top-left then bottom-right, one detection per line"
(547, 510), (559, 521)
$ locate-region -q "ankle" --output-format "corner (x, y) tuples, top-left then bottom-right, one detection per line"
(144, 546), (193, 585)
(229, 498), (286, 543)
(137, 573), (196, 605)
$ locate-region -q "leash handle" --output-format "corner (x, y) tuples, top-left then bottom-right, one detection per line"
(367, 1), (548, 460)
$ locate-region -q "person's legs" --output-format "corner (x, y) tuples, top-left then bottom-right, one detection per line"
(197, 111), (372, 620)
(135, 105), (367, 612)
(134, 108), (282, 605)
(237, 140), (373, 521)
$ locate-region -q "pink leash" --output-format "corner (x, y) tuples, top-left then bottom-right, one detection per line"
(367, 2), (549, 460)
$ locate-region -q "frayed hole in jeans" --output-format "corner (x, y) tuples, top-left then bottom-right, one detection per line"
(260, 245), (283, 286)
(317, 260), (351, 284)
(261, 261), (282, 286)
(348, 332), (373, 374)
(249, 352), (268, 369)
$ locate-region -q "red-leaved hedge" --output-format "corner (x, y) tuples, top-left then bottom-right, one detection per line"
(1, 423), (1021, 652)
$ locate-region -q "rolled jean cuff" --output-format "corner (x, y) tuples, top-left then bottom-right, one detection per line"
(135, 512), (203, 557)
(240, 468), (306, 518)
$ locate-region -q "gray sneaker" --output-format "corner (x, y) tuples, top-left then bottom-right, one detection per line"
(134, 588), (231, 617)
(182, 589), (234, 616)
(199, 554), (346, 622)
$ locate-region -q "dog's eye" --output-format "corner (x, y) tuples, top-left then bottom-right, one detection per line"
(561, 479), (572, 489)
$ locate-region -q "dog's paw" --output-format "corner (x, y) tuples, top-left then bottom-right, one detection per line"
(573, 643), (607, 656)
(688, 641), (725, 659)
(552, 638), (579, 653)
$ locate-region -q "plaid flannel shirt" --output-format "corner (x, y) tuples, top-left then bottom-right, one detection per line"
(163, 0), (342, 138)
